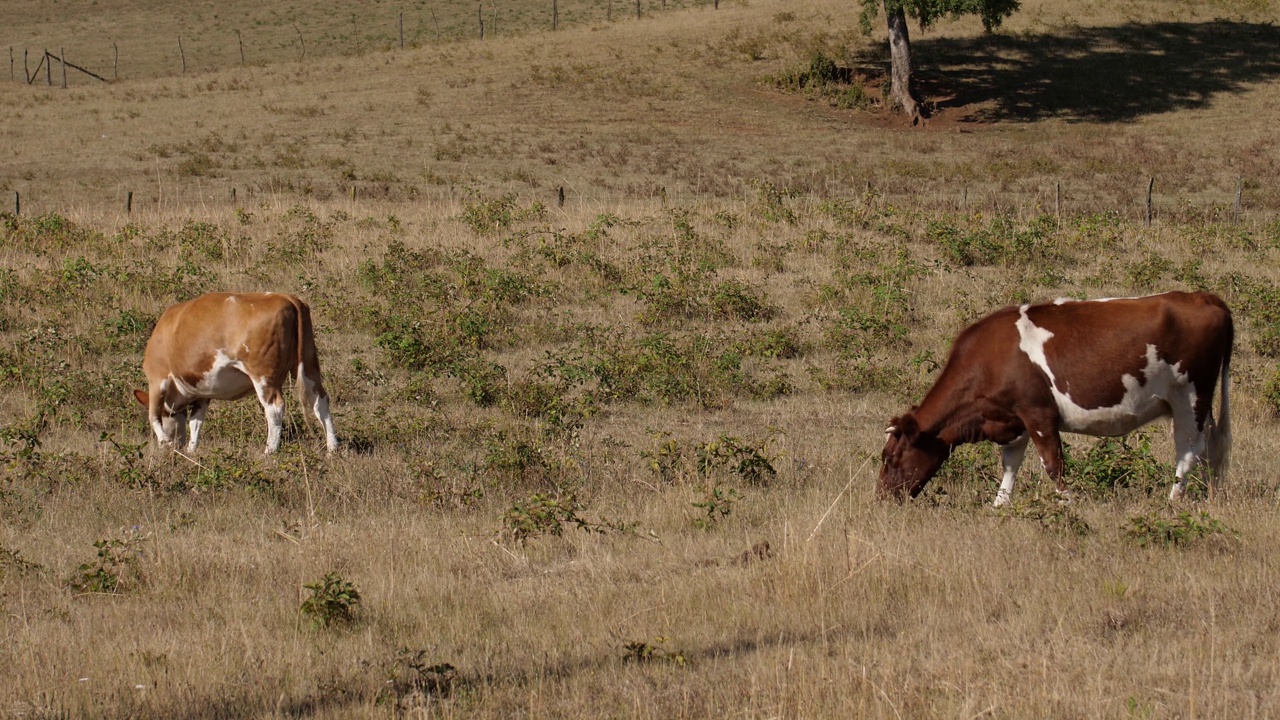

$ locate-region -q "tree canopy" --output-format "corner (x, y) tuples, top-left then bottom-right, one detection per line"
(860, 0), (1021, 33)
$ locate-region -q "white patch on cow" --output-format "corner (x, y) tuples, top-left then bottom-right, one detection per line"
(1016, 305), (1058, 386)
(1017, 308), (1185, 437)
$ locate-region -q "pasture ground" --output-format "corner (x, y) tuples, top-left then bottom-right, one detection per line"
(3, 0), (1280, 717)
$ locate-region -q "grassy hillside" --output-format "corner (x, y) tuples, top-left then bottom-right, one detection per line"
(3, 0), (1280, 717)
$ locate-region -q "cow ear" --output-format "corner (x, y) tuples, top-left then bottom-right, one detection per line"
(133, 389), (149, 407)
(888, 413), (920, 439)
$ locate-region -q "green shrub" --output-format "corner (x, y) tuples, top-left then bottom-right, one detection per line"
(768, 51), (873, 110)
(502, 492), (623, 544)
(1125, 510), (1237, 548)
(460, 192), (545, 235)
(300, 572), (362, 628)
(1064, 433), (1171, 498)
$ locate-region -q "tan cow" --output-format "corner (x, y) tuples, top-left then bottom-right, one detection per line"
(134, 292), (339, 454)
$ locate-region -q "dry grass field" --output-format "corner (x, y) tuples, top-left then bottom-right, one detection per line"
(4, 0), (1280, 717)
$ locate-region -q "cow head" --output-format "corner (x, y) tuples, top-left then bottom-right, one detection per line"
(133, 388), (187, 449)
(878, 412), (951, 500)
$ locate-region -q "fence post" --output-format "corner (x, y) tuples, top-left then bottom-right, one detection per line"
(400, 12), (405, 48)
(636, 0), (641, 19)
(60, 47), (67, 88)
(9, 47), (12, 83)
(553, 0), (558, 30)
(231, 187), (236, 203)
(113, 42), (119, 79)
(13, 191), (18, 216)
(1055, 181), (1061, 226)
(1145, 177), (1154, 227)
(126, 191), (133, 215)
(236, 31), (244, 65)
(45, 50), (51, 85)
(557, 186), (565, 207)
(24, 49), (28, 83)
(1234, 176), (1242, 225)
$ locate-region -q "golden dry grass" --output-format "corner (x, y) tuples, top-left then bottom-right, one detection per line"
(3, 0), (1280, 717)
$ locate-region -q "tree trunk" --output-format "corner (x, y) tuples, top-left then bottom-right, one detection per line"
(884, 2), (923, 125)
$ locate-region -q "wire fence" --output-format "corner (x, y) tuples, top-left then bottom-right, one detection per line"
(5, 0), (721, 86)
(8, 176), (1277, 232)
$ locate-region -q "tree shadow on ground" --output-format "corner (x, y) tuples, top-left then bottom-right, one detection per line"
(880, 20), (1280, 123)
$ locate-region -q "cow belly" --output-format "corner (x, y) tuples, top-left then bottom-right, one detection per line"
(173, 352), (256, 400)
(1056, 395), (1172, 437)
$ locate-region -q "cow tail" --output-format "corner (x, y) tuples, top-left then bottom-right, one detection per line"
(1209, 327), (1232, 483)
(293, 296), (315, 431)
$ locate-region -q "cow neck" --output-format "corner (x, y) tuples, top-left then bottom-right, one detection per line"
(910, 373), (989, 448)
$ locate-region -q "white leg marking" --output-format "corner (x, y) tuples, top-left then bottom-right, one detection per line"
(300, 368), (339, 452)
(994, 435), (1029, 508)
(254, 378), (284, 454)
(315, 395), (339, 452)
(263, 401), (284, 454)
(1168, 387), (1206, 501)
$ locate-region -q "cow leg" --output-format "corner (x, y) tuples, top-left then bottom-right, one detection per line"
(993, 434), (1029, 508)
(1168, 394), (1207, 501)
(254, 382), (286, 454)
(299, 369), (339, 452)
(171, 404), (190, 450)
(185, 399), (210, 452)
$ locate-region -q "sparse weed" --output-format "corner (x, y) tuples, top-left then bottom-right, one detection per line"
(751, 180), (797, 224)
(99, 432), (153, 490)
(622, 636), (687, 666)
(692, 485), (741, 530)
(1003, 492), (1092, 536)
(70, 528), (150, 594)
(381, 649), (459, 705)
(0, 544), (41, 581)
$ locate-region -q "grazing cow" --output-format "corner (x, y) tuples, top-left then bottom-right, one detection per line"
(134, 292), (339, 454)
(879, 291), (1232, 506)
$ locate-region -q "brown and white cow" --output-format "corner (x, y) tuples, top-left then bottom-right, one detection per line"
(134, 292), (339, 455)
(879, 291), (1232, 506)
